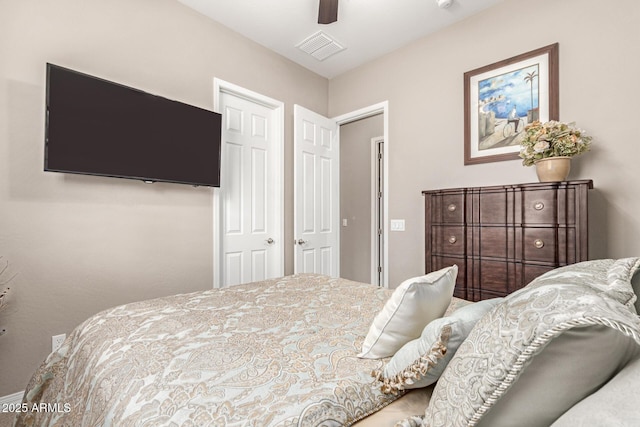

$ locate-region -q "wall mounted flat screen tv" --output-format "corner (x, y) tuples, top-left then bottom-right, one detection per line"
(45, 63), (222, 187)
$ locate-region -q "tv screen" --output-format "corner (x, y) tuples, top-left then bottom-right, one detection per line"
(45, 63), (222, 187)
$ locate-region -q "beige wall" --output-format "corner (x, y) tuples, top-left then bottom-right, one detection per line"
(0, 0), (328, 395)
(329, 0), (640, 287)
(339, 115), (383, 283)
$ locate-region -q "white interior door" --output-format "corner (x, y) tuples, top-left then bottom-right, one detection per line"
(215, 81), (284, 287)
(293, 105), (339, 276)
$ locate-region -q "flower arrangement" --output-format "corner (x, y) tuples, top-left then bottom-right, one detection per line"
(519, 120), (592, 166)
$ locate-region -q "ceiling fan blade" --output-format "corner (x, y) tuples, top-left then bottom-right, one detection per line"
(318, 0), (338, 24)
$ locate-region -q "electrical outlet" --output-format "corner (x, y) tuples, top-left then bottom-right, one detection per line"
(52, 334), (66, 352)
(390, 219), (405, 231)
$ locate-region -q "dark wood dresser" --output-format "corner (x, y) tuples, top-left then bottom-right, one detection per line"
(423, 180), (593, 301)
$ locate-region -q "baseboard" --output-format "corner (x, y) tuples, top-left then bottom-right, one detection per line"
(0, 391), (23, 406)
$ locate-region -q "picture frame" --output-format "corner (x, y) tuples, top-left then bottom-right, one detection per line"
(464, 43), (559, 165)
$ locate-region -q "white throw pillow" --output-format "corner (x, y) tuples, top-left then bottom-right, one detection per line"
(373, 298), (502, 393)
(358, 265), (457, 359)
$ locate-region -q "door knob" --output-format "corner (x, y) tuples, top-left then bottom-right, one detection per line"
(296, 239), (307, 245)
(265, 238), (275, 245)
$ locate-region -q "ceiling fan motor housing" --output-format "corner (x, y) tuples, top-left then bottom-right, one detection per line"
(318, 0), (338, 24)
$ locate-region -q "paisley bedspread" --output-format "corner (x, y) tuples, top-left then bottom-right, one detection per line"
(16, 274), (404, 426)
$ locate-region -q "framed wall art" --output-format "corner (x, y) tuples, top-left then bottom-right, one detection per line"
(464, 43), (559, 165)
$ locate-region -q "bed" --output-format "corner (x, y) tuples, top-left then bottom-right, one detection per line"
(14, 272), (466, 427)
(15, 258), (640, 427)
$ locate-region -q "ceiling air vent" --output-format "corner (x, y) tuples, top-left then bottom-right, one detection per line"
(296, 31), (345, 61)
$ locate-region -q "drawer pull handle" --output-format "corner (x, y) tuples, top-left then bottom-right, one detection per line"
(448, 235), (457, 244)
(534, 239), (545, 249)
(447, 203), (457, 212)
(534, 202), (545, 211)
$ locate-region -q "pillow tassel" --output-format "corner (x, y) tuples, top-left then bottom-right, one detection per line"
(372, 325), (452, 395)
(394, 415), (425, 427)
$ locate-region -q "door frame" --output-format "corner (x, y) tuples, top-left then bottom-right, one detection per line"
(333, 101), (389, 288)
(212, 79), (285, 288)
(370, 136), (384, 287)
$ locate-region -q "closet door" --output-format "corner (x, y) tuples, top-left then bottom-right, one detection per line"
(216, 83), (284, 287)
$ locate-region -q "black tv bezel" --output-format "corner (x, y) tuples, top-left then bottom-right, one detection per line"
(44, 63), (222, 187)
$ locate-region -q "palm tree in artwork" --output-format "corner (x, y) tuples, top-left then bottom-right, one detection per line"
(524, 70), (539, 111)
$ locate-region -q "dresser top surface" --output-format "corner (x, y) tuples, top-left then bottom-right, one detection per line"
(422, 180), (593, 195)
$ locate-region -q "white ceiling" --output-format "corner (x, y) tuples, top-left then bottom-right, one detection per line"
(178, 0), (505, 79)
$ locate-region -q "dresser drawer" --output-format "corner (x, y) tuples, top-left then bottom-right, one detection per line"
(478, 191), (508, 224)
(522, 264), (555, 286)
(522, 190), (557, 224)
(430, 255), (466, 299)
(432, 226), (465, 255)
(434, 193), (464, 223)
(477, 259), (510, 295)
(442, 194), (464, 223)
(477, 226), (509, 258)
(522, 228), (557, 263)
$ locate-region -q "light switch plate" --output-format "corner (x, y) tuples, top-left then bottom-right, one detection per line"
(390, 219), (405, 231)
